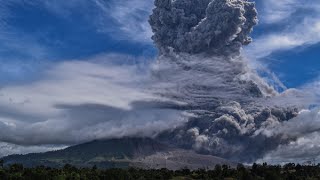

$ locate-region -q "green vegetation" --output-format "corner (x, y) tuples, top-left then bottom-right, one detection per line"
(1, 163), (320, 179)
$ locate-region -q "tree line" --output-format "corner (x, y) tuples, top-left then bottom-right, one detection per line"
(1, 160), (320, 180)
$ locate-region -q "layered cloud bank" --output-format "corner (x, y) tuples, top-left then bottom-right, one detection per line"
(0, 55), (189, 146)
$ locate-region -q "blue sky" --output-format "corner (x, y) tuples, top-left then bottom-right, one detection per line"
(248, 0), (320, 88)
(0, 0), (155, 85)
(0, 0), (319, 89)
(0, 0), (319, 161)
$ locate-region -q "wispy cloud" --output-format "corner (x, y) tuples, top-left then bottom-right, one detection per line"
(0, 54), (187, 147)
(93, 0), (154, 42)
(247, 19), (320, 58)
(0, 142), (65, 157)
(246, 0), (320, 58)
(260, 0), (305, 24)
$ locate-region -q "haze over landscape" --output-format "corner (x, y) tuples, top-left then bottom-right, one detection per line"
(0, 0), (320, 168)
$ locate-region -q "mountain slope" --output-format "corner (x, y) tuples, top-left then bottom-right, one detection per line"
(2, 138), (236, 170)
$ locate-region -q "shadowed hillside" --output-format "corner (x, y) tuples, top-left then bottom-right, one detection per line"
(2, 138), (236, 170)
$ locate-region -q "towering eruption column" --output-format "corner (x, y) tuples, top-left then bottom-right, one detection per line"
(149, 0), (275, 103)
(149, 0), (299, 163)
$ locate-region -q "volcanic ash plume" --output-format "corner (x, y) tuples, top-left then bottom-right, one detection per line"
(149, 0), (302, 163)
(149, 0), (258, 56)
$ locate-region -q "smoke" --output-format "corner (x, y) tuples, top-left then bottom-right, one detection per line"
(256, 108), (320, 164)
(149, 0), (320, 163)
(149, 0), (258, 56)
(151, 53), (277, 104)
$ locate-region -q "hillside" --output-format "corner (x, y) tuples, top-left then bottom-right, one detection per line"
(2, 138), (236, 170)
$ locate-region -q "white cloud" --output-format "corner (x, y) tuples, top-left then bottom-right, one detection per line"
(245, 0), (320, 58)
(260, 0), (304, 24)
(255, 108), (320, 164)
(0, 142), (65, 157)
(0, 54), (188, 147)
(93, 0), (154, 42)
(0, 0), (154, 53)
(260, 0), (320, 24)
(258, 132), (320, 164)
(37, 0), (154, 42)
(247, 19), (320, 58)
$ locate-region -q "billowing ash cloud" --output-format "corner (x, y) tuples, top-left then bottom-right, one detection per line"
(149, 0), (258, 55)
(148, 0), (320, 163)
